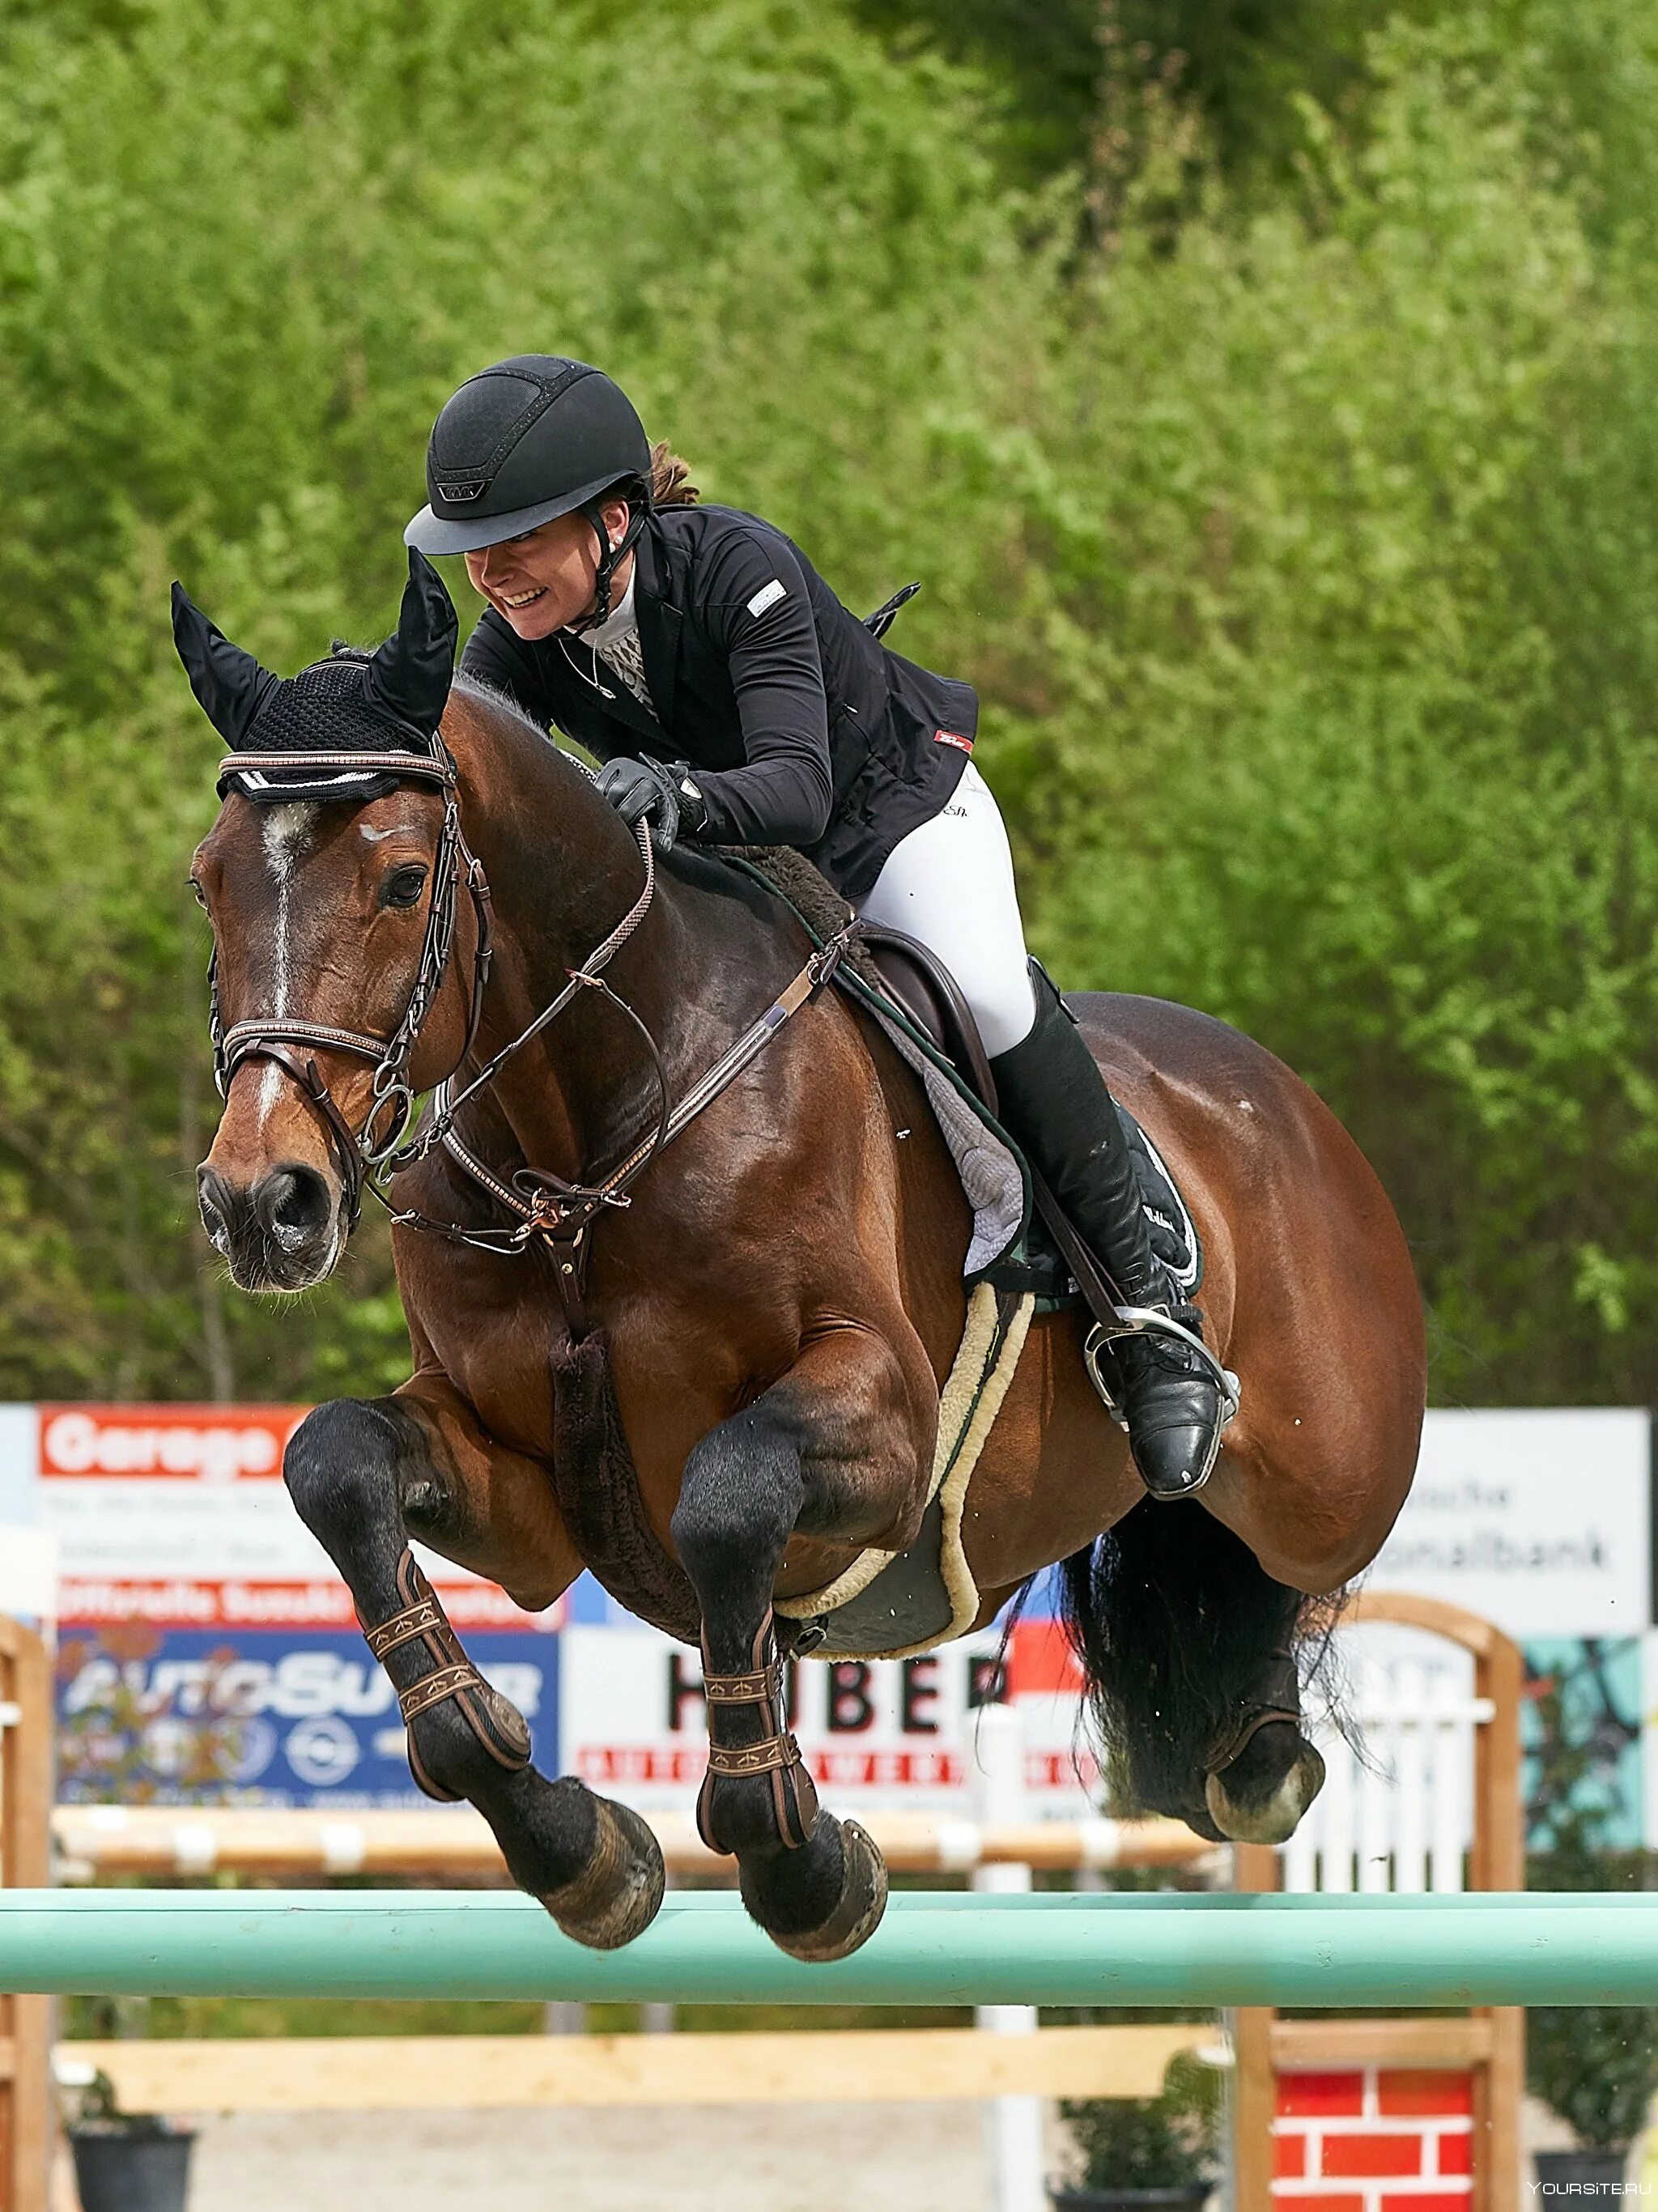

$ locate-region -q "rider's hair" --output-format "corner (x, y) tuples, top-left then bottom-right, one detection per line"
(644, 440), (699, 508)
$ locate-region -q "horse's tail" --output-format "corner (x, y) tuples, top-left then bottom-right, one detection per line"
(1056, 1498), (1333, 1821)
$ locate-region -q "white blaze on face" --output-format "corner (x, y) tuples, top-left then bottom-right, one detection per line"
(256, 804), (321, 1128)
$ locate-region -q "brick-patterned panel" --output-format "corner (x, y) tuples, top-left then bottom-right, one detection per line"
(1375, 2073), (1474, 2119)
(1320, 2133), (1431, 2180)
(1275, 2134), (1310, 2180)
(1280, 2074), (1367, 2118)
(1272, 2065), (1479, 2210)
(1432, 2133), (1474, 2177)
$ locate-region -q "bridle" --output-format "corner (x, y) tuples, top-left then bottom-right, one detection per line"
(210, 741), (495, 1229)
(208, 735), (853, 1331)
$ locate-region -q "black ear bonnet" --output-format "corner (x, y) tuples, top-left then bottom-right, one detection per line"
(172, 551), (458, 805)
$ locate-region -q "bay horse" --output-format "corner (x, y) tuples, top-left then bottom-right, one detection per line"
(185, 567), (1425, 1962)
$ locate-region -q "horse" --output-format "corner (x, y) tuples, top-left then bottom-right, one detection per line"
(186, 573), (1425, 1963)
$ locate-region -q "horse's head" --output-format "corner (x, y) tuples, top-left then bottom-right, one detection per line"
(180, 554), (471, 1293)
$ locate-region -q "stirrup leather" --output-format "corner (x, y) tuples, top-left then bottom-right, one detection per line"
(696, 1614), (818, 1853)
(363, 1554), (532, 1801)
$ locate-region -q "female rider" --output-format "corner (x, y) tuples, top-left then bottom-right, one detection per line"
(405, 354), (1224, 1499)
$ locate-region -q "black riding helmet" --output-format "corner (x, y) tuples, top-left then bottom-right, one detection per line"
(405, 355), (652, 622)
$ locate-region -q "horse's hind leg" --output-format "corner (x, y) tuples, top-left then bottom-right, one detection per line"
(1061, 1496), (1325, 1845)
(670, 1326), (929, 1963)
(284, 1385), (664, 1948)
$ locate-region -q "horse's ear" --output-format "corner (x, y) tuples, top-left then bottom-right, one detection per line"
(171, 583), (281, 747)
(363, 550), (457, 737)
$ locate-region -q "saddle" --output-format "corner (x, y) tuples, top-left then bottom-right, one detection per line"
(861, 925), (1000, 1112)
(857, 926), (1202, 1322)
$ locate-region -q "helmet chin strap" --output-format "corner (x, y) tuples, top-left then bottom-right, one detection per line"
(570, 493), (648, 632)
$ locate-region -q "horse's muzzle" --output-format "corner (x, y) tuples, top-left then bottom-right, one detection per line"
(198, 1159), (343, 1292)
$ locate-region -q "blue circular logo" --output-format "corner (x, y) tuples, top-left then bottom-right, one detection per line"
(285, 1715), (360, 1789)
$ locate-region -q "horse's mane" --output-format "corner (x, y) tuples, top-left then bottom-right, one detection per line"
(449, 669), (563, 751)
(711, 842), (846, 938)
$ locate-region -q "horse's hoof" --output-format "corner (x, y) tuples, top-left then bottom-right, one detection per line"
(542, 1797), (665, 1950)
(1176, 1800), (1228, 1846)
(1205, 1729), (1325, 1846)
(759, 1819), (888, 1964)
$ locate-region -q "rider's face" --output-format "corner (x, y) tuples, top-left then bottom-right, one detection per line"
(463, 498), (634, 640)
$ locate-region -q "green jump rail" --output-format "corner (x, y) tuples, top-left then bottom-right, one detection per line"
(6, 1891), (1656, 2008)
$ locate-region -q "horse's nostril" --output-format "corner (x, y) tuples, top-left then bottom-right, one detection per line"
(197, 1165), (234, 1249)
(255, 1163), (334, 1244)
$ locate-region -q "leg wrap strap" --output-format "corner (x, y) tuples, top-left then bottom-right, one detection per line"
(362, 1555), (532, 1802)
(363, 1597), (444, 1661)
(399, 1661), (495, 1727)
(704, 1666), (780, 1705)
(706, 1733), (806, 1779)
(696, 1614), (818, 1853)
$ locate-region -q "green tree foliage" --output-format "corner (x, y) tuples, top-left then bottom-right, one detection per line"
(0, 0), (1049, 1399)
(1, 0), (1655, 1408)
(853, 0), (1416, 185)
(1015, 17), (1658, 1402)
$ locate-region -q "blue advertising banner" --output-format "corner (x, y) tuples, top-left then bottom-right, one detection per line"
(55, 1625), (558, 1809)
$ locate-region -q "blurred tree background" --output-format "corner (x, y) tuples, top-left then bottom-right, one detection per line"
(2, 0), (1656, 1407)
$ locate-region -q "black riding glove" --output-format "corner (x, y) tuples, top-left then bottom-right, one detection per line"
(594, 756), (710, 852)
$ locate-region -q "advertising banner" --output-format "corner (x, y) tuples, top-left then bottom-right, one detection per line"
(55, 1624), (557, 1808)
(19, 1403), (563, 1807)
(5, 1397), (1654, 1835)
(1367, 1407), (1651, 1638)
(558, 1615), (1098, 1822)
(33, 1403), (542, 1631)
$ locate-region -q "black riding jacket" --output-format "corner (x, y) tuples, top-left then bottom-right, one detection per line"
(458, 503), (976, 901)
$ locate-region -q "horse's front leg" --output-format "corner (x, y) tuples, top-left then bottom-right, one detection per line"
(670, 1320), (933, 1963)
(283, 1377), (664, 1949)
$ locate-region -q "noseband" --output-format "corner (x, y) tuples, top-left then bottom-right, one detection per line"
(208, 738), (854, 1330)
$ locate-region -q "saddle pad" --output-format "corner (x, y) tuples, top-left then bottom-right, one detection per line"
(861, 993), (1202, 1298)
(861, 1001), (1027, 1278)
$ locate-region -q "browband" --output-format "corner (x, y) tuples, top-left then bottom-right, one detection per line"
(219, 751), (457, 788)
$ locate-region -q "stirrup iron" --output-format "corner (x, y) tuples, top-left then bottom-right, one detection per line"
(1083, 1304), (1241, 1433)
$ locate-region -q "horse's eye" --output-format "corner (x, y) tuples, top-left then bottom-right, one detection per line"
(188, 878), (207, 908)
(383, 865), (428, 911)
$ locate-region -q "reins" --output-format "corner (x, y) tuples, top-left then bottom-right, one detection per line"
(418, 912), (853, 1324)
(209, 736), (855, 1332)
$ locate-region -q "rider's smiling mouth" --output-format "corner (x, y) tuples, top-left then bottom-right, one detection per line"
(500, 586), (546, 609)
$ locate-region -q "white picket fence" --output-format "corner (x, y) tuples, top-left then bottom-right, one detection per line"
(1279, 1630), (1492, 1897)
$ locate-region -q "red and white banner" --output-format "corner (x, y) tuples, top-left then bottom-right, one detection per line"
(558, 1619), (1097, 1821)
(40, 1404), (304, 1482)
(26, 1405), (555, 1632)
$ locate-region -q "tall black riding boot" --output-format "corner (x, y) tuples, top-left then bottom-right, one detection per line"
(991, 961), (1231, 1499)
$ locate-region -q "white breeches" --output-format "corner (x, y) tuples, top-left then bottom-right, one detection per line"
(859, 760), (1037, 1058)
